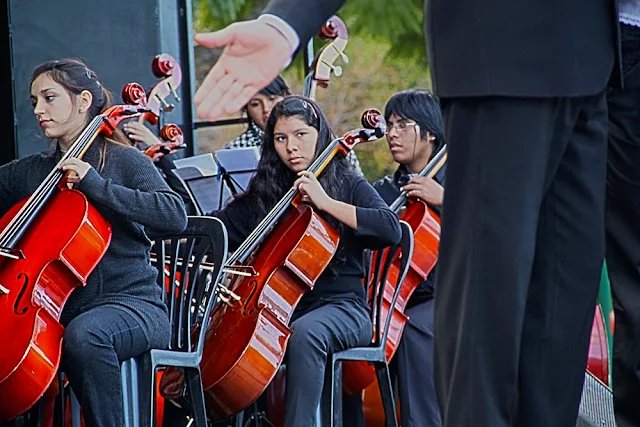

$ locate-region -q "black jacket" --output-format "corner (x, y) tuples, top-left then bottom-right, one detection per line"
(263, 0), (621, 97)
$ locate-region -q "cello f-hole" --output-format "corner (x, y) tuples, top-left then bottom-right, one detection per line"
(242, 280), (259, 316)
(13, 272), (30, 315)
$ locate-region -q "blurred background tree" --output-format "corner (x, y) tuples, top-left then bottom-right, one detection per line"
(193, 0), (431, 180)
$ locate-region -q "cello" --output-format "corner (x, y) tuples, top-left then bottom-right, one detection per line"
(0, 104), (150, 421)
(303, 16), (349, 100)
(195, 110), (386, 419)
(344, 146), (447, 426)
(343, 144), (447, 393)
(121, 53), (187, 162)
(2, 54), (183, 425)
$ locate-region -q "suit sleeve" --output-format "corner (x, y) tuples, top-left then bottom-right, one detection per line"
(262, 0), (347, 47)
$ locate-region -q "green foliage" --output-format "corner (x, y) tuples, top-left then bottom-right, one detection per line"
(193, 0), (426, 64)
(192, 0), (432, 182)
(340, 0), (426, 64)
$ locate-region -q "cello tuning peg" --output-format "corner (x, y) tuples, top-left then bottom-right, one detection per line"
(155, 94), (174, 112)
(322, 61), (343, 77)
(331, 45), (349, 64)
(167, 82), (182, 103)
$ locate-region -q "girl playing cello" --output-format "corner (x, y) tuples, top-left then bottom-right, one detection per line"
(210, 96), (401, 426)
(4, 58), (187, 426)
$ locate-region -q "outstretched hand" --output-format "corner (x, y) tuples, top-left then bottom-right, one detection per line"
(194, 20), (292, 120)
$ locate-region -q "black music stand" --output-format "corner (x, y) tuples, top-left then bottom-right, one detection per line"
(171, 148), (259, 215)
(214, 147), (260, 196)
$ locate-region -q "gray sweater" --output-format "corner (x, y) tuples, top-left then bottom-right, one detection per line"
(0, 140), (187, 344)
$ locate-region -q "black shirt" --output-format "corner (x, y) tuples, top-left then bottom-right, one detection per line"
(373, 165), (445, 307)
(212, 171), (402, 314)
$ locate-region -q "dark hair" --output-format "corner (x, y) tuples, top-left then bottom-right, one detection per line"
(242, 76), (291, 126)
(31, 58), (130, 167)
(384, 88), (445, 153)
(259, 75), (291, 97)
(227, 95), (351, 237)
(32, 58), (114, 122)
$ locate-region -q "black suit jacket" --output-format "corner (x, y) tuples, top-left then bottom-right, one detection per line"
(263, 0), (620, 97)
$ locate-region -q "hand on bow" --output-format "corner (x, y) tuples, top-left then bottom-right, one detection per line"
(194, 20), (292, 120)
(294, 171), (331, 211)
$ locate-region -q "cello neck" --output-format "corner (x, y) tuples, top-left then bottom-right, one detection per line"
(0, 116), (104, 251)
(389, 145), (448, 214)
(227, 108), (385, 266)
(227, 137), (343, 265)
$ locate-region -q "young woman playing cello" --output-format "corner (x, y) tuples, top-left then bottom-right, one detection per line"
(210, 95), (401, 426)
(3, 58), (187, 425)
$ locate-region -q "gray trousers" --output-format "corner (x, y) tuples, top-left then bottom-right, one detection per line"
(284, 297), (372, 427)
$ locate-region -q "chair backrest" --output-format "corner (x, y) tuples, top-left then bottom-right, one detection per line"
(148, 216), (228, 355)
(367, 221), (414, 348)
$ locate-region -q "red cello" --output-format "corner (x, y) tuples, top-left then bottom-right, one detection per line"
(188, 110), (386, 419)
(303, 16), (349, 100)
(338, 146), (446, 426)
(0, 54), (181, 423)
(122, 53), (187, 162)
(0, 104), (151, 421)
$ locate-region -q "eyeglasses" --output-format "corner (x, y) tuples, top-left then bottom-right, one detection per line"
(386, 121), (417, 133)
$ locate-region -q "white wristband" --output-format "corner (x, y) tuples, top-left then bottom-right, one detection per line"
(258, 14), (300, 56)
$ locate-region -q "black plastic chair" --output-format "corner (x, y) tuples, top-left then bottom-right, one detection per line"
(119, 216), (228, 426)
(321, 220), (414, 427)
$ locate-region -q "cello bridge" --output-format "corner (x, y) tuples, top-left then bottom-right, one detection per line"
(0, 284), (8, 295)
(216, 284), (241, 306)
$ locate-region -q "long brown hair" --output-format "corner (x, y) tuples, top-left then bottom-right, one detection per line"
(31, 58), (130, 170)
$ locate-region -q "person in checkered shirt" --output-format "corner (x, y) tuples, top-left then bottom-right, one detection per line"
(225, 76), (363, 175)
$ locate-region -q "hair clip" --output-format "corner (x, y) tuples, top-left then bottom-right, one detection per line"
(301, 100), (318, 120)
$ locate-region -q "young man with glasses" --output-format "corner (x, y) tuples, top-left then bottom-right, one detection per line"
(371, 88), (445, 427)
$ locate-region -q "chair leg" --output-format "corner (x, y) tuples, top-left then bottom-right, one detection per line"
(121, 356), (150, 427)
(320, 356), (343, 427)
(69, 389), (81, 427)
(233, 410), (244, 427)
(374, 362), (398, 427)
(58, 372), (66, 427)
(184, 367), (208, 427)
(332, 361), (343, 427)
(320, 358), (334, 427)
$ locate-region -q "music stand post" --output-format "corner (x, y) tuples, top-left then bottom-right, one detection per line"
(172, 148), (260, 215)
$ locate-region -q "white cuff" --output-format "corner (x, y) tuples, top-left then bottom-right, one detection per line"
(258, 13), (300, 56)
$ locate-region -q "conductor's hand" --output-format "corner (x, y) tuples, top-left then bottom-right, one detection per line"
(194, 20), (292, 120)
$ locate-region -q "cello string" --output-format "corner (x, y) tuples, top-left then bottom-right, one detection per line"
(228, 138), (341, 264)
(0, 118), (102, 248)
(389, 145), (447, 214)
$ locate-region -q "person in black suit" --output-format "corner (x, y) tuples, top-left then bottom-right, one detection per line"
(606, 6), (640, 427)
(192, 1), (620, 426)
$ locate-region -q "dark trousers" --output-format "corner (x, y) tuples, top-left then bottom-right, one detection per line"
(284, 298), (372, 427)
(393, 299), (441, 427)
(606, 22), (640, 427)
(434, 94), (608, 427)
(61, 305), (164, 427)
